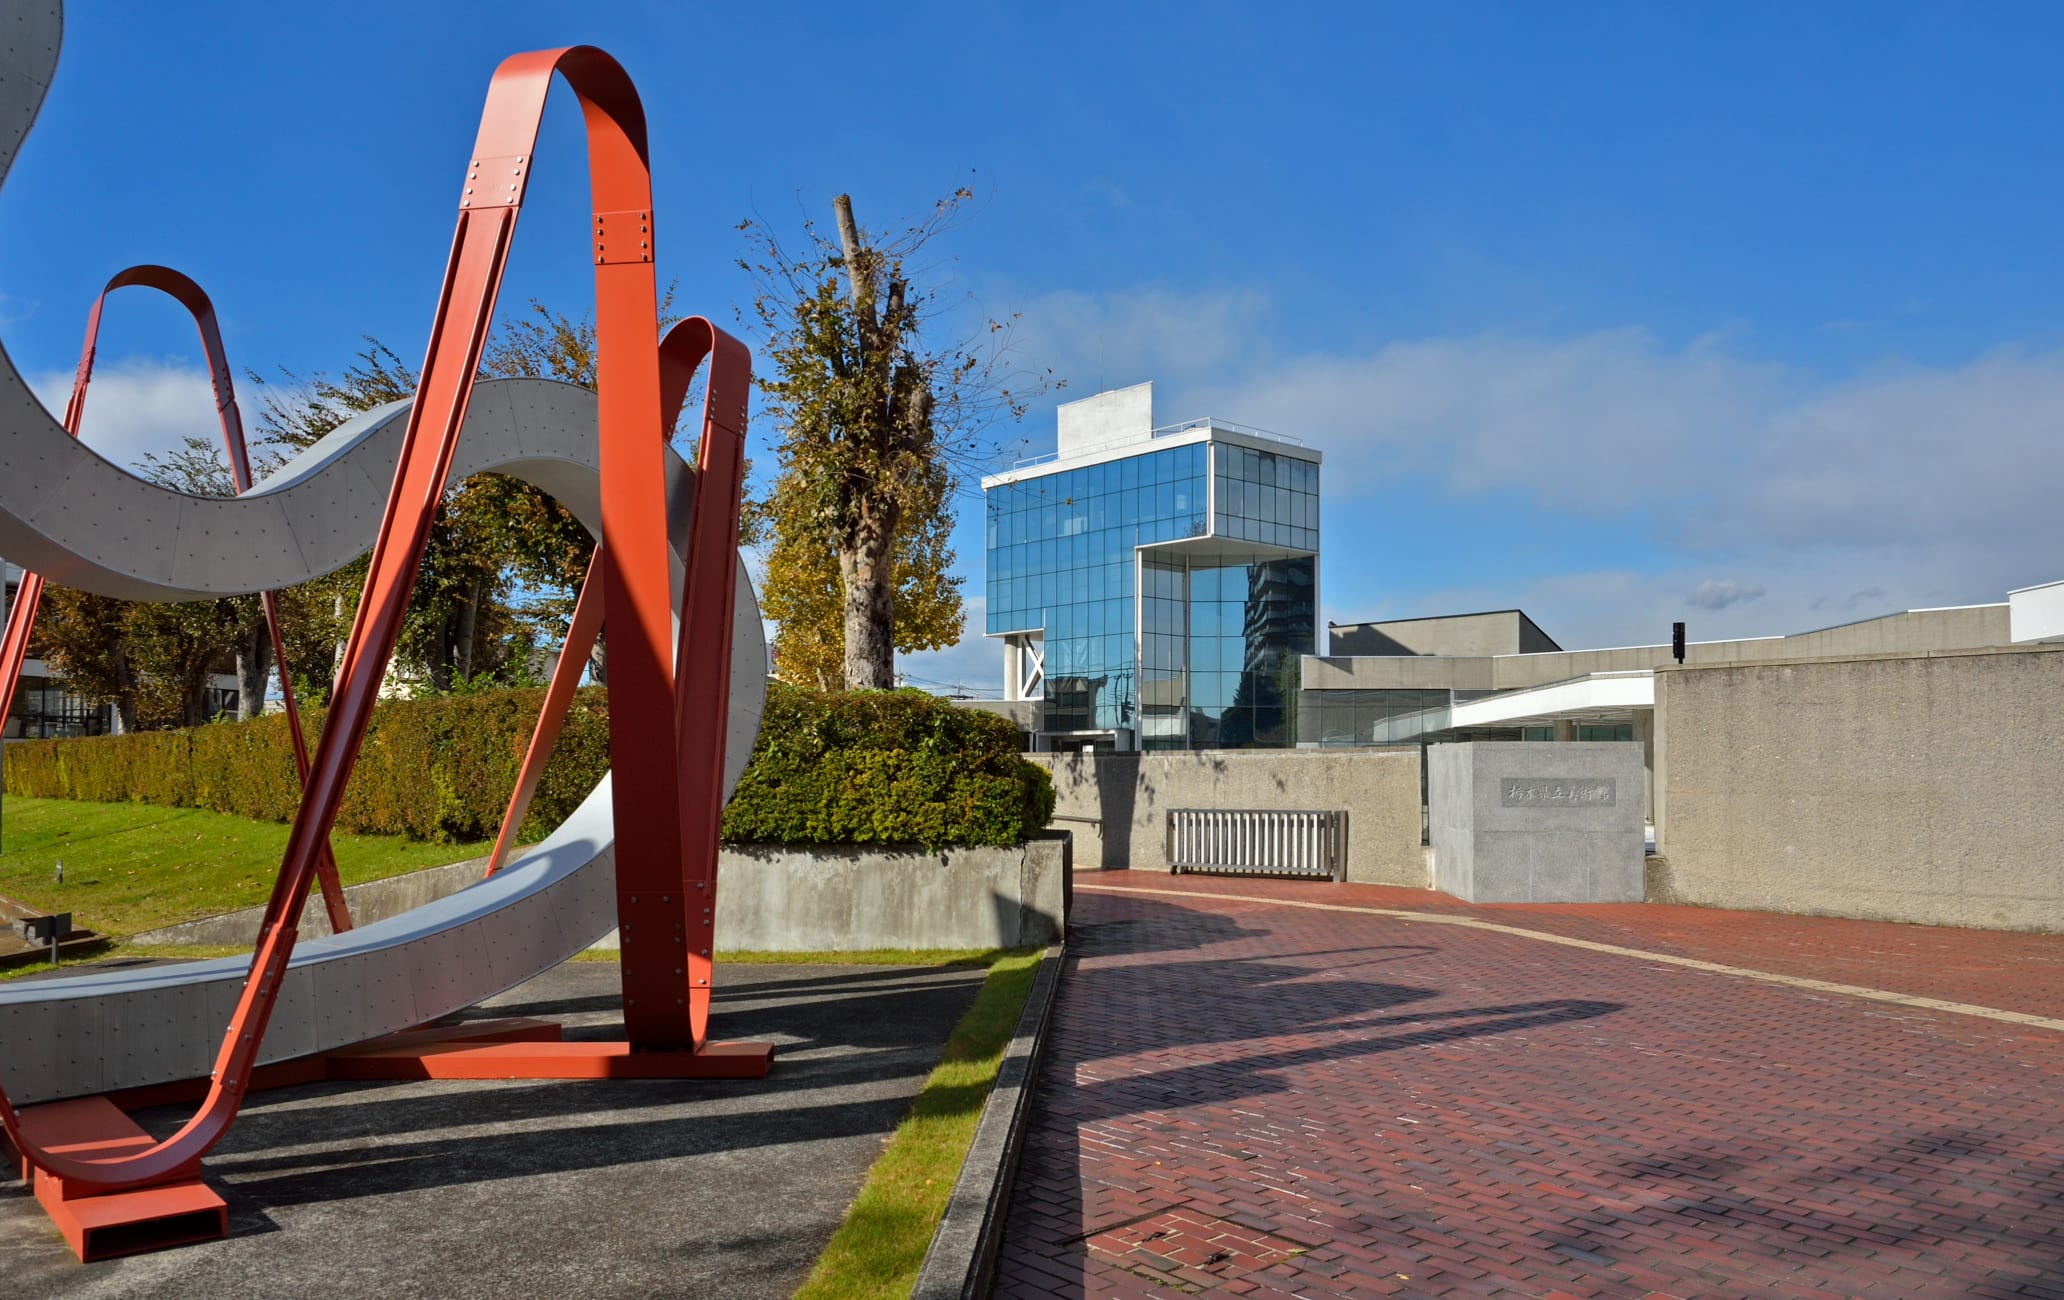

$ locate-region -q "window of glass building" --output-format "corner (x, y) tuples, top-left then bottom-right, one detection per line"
(1179, 554), (1314, 750)
(3, 680), (114, 740)
(984, 437), (1320, 750)
(1578, 722), (1635, 742)
(986, 444), (1208, 732)
(1212, 443), (1318, 551)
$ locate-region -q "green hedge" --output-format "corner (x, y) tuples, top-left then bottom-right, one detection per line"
(718, 683), (1054, 849)
(3, 682), (1052, 850)
(2, 688), (609, 843)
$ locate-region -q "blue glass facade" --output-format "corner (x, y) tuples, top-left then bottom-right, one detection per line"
(986, 443), (1207, 733)
(1215, 443), (1319, 551)
(984, 435), (1320, 750)
(1141, 550), (1316, 748)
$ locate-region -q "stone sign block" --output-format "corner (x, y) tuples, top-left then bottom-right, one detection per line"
(1500, 777), (1615, 808)
(1430, 742), (1646, 904)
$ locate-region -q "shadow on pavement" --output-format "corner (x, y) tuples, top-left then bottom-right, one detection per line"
(1007, 888), (1625, 1290)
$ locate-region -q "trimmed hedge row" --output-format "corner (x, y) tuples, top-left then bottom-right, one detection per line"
(1, 688), (610, 844)
(718, 683), (1054, 849)
(2, 682), (1053, 850)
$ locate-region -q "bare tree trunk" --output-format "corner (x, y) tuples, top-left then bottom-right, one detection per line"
(235, 619), (270, 719)
(833, 195), (870, 326)
(183, 664), (211, 728)
(330, 591), (350, 699)
(112, 654), (137, 734)
(426, 606), (457, 695)
(840, 508), (897, 690)
(832, 194), (898, 691)
(587, 631), (608, 686)
(454, 576), (481, 683)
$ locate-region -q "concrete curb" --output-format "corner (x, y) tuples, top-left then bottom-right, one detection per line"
(911, 942), (1066, 1300)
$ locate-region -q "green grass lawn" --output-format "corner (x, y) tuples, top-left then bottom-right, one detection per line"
(0, 795), (489, 938)
(796, 948), (1047, 1300)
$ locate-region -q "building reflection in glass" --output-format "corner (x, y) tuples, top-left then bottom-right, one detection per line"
(981, 384), (1320, 752)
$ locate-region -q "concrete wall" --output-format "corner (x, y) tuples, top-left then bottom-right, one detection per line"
(137, 837), (1071, 953)
(1653, 645), (2064, 931)
(1056, 382), (1154, 456)
(1428, 742), (1646, 903)
(134, 856), (491, 946)
(1033, 748), (1425, 885)
(2012, 579), (2064, 643)
(958, 697), (1040, 733)
(657, 834), (1071, 952)
(1305, 603), (2016, 695)
(1328, 610), (1560, 658)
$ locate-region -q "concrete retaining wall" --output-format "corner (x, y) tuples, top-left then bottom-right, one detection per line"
(1429, 742), (1646, 903)
(1033, 749), (1425, 885)
(598, 833), (1071, 952)
(137, 837), (1073, 953)
(1654, 644), (2064, 931)
(133, 856), (491, 946)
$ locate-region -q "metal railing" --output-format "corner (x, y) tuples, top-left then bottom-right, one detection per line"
(1001, 416), (1306, 473)
(1166, 808), (1346, 881)
(1150, 417), (1305, 447)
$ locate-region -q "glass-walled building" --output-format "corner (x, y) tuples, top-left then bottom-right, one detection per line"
(981, 383), (1320, 752)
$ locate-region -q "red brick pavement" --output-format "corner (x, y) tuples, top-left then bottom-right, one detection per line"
(994, 880), (2064, 1299)
(1082, 873), (2064, 1021)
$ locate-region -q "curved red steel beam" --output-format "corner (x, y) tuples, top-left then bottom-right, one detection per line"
(0, 43), (686, 1192)
(662, 316), (751, 1047)
(482, 315), (752, 1002)
(483, 544), (604, 878)
(107, 268), (350, 932)
(1, 268), (352, 933)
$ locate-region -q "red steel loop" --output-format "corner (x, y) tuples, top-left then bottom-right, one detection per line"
(484, 545), (605, 879)
(3, 266), (353, 932)
(481, 316), (751, 1053)
(662, 317), (751, 1048)
(0, 44), (687, 1192)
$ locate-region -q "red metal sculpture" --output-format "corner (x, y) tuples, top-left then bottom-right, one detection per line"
(0, 41), (762, 1255)
(0, 268), (353, 932)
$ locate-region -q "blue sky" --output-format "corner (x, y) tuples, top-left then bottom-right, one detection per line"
(6, 1), (2061, 690)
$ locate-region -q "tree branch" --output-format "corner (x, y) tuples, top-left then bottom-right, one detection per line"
(833, 193), (878, 366)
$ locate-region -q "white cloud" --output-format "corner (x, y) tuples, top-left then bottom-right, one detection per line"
(1688, 578), (1766, 610)
(28, 358), (220, 472)
(1186, 328), (1788, 510)
(1011, 287), (1268, 412)
(1013, 286), (2064, 649)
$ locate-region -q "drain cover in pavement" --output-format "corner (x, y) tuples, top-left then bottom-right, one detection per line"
(1085, 1208), (1301, 1292)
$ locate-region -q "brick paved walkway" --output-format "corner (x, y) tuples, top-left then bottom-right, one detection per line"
(996, 879), (2064, 1299)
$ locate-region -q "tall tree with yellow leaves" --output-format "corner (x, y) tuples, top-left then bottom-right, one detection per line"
(740, 187), (1054, 690)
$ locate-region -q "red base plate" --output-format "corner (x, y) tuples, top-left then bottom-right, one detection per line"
(37, 1177), (228, 1262)
(330, 1038), (776, 1080)
(11, 1021), (771, 1261)
(15, 1097), (226, 1262)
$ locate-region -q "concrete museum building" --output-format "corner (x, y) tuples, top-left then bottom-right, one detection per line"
(982, 384), (2064, 767)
